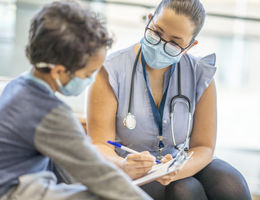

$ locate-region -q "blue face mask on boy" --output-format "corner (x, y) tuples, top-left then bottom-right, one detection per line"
(56, 73), (96, 96)
(35, 62), (96, 96)
(141, 38), (182, 69)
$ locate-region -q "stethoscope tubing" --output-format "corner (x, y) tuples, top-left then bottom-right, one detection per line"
(127, 47), (142, 114)
(170, 63), (192, 151)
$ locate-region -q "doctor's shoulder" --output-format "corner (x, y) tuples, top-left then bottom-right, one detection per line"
(103, 45), (135, 75)
(181, 53), (217, 72)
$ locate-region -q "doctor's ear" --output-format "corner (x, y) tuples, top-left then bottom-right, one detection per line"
(183, 40), (198, 54)
(148, 13), (153, 19)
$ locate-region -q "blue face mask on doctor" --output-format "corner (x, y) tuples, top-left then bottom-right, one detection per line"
(141, 38), (182, 69)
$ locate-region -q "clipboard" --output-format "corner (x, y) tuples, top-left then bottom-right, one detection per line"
(133, 150), (193, 186)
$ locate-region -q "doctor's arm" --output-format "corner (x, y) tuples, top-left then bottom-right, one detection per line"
(170, 80), (217, 182)
(87, 67), (155, 180)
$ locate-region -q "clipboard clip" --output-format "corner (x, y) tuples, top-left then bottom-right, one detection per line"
(167, 148), (193, 172)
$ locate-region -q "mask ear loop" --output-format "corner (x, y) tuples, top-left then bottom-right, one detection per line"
(35, 62), (63, 91)
(56, 79), (63, 89)
(57, 69), (77, 92)
(35, 62), (55, 69)
(66, 70), (74, 80)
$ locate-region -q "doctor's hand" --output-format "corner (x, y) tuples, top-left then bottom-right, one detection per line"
(156, 154), (178, 186)
(121, 151), (156, 180)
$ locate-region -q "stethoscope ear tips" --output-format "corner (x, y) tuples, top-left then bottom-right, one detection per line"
(123, 113), (137, 130)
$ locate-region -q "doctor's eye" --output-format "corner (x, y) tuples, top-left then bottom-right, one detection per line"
(145, 29), (160, 45)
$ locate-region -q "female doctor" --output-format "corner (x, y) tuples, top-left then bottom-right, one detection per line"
(87, 0), (251, 199)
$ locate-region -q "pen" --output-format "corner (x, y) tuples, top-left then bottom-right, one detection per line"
(107, 140), (161, 164)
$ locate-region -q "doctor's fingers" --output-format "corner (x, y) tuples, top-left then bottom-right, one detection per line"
(161, 154), (173, 163)
(156, 173), (177, 185)
(156, 171), (178, 183)
(157, 178), (174, 186)
(161, 171), (178, 180)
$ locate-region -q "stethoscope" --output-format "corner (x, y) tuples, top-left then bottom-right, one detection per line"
(123, 47), (192, 156)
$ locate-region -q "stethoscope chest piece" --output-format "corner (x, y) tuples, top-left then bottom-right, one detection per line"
(123, 113), (136, 130)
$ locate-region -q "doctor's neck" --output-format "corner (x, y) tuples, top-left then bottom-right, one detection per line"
(146, 64), (171, 75)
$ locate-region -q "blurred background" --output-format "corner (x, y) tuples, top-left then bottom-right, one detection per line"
(0, 0), (259, 198)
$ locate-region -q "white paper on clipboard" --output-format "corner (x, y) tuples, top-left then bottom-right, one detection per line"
(133, 151), (193, 186)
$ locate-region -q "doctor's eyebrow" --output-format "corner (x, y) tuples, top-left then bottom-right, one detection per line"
(155, 24), (183, 41)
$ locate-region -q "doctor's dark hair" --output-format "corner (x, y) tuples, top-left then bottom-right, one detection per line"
(26, 0), (113, 73)
(155, 0), (206, 38)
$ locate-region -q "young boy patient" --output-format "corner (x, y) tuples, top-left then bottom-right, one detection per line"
(0, 1), (151, 200)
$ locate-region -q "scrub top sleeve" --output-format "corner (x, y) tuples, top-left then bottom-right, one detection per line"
(195, 53), (217, 103)
(103, 59), (119, 100)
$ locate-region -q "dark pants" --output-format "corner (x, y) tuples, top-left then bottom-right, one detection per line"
(140, 159), (251, 200)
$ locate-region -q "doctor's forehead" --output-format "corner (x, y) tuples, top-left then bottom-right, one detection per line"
(153, 8), (195, 44)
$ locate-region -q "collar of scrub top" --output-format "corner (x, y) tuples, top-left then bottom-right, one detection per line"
(22, 71), (54, 94)
(141, 53), (176, 151)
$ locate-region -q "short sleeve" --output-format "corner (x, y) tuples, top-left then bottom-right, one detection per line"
(103, 58), (119, 100)
(195, 53), (217, 103)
